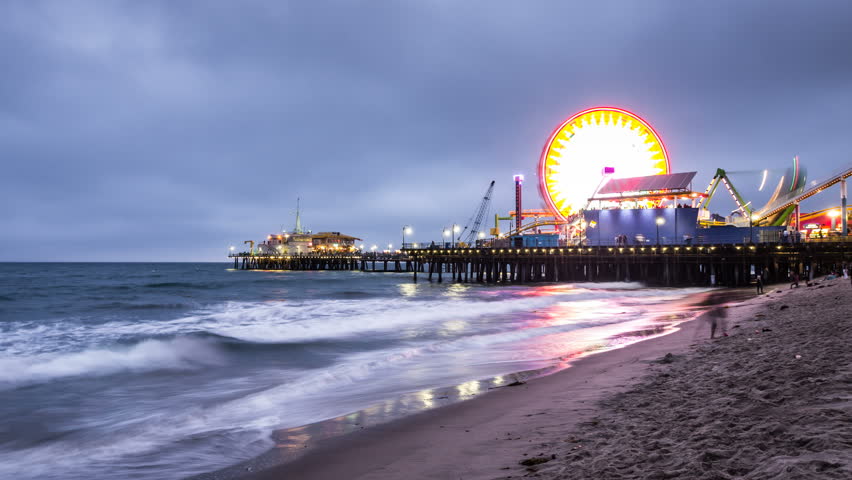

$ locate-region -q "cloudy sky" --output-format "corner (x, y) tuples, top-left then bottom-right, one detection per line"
(2, 1), (851, 261)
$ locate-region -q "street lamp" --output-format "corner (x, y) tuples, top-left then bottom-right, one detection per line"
(828, 209), (841, 231)
(402, 225), (412, 249)
(655, 217), (666, 245)
(750, 213), (760, 243)
(443, 228), (450, 248)
(452, 224), (460, 248)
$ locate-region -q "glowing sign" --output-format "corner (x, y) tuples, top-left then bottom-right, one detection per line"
(538, 107), (670, 220)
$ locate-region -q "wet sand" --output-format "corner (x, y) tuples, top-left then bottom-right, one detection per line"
(235, 280), (851, 479)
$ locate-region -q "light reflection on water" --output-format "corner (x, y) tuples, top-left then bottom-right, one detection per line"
(197, 293), (711, 479)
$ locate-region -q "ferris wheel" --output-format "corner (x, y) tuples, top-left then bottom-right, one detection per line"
(538, 107), (670, 220)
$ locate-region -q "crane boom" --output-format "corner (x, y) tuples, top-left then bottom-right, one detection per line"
(461, 180), (495, 244)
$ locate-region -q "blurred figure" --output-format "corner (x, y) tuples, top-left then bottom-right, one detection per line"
(708, 305), (728, 339)
(756, 275), (764, 294)
(697, 291), (732, 339)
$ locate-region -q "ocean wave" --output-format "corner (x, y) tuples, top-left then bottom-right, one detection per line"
(142, 282), (222, 289)
(1, 285), (708, 359)
(0, 337), (225, 388)
(0, 342), (431, 480)
(92, 301), (190, 311)
(572, 281), (648, 290)
(200, 295), (569, 344)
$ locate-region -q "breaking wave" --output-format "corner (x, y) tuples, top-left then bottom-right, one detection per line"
(0, 337), (224, 388)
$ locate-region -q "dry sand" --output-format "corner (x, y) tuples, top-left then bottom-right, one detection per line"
(244, 279), (851, 480)
(531, 278), (852, 480)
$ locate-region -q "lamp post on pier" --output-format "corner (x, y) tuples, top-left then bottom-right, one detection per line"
(656, 217), (666, 246)
(828, 209), (841, 233)
(402, 225), (412, 249)
(443, 228), (450, 248)
(452, 224), (460, 248)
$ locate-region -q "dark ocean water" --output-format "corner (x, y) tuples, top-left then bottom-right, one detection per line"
(0, 263), (708, 479)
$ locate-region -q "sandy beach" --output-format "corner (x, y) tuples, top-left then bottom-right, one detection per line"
(239, 278), (852, 480)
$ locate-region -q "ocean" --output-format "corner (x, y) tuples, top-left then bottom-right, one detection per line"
(0, 263), (709, 479)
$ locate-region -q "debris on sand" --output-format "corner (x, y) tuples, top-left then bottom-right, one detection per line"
(657, 353), (676, 364)
(519, 455), (555, 466)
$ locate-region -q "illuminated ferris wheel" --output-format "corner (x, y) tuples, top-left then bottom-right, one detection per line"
(538, 107), (670, 220)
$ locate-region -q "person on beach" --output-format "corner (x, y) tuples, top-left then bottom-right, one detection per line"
(707, 306), (728, 339)
(756, 275), (764, 294)
(698, 292), (731, 339)
(790, 272), (799, 289)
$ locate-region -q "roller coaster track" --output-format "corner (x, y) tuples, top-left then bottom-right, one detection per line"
(758, 166), (852, 222)
(504, 217), (575, 237)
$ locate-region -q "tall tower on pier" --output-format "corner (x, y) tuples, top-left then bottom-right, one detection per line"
(294, 197), (304, 234)
(514, 174), (524, 232)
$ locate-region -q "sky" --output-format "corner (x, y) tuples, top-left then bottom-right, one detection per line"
(2, 0), (851, 261)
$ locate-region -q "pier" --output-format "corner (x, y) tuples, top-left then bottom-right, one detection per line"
(230, 241), (851, 287)
(229, 252), (415, 273)
(408, 242), (851, 287)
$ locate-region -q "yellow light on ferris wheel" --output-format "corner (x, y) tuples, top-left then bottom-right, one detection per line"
(538, 107), (670, 220)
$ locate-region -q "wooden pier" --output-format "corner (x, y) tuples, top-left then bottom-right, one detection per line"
(406, 242), (852, 287)
(229, 253), (415, 273)
(230, 242), (851, 287)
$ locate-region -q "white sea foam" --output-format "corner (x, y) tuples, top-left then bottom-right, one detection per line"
(202, 295), (571, 343)
(1, 285), (710, 359)
(0, 337), (224, 388)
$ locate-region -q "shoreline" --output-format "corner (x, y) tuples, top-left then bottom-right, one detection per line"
(194, 287), (754, 480)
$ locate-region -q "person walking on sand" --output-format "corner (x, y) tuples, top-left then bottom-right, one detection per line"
(707, 305), (728, 339)
(790, 272), (799, 289)
(756, 275), (764, 294)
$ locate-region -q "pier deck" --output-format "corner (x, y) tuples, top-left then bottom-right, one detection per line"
(230, 241), (851, 287)
(229, 253), (414, 273)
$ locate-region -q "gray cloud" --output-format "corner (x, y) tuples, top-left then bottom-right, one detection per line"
(2, 0), (851, 261)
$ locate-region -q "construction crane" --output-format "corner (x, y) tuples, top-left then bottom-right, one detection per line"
(460, 180), (495, 245)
